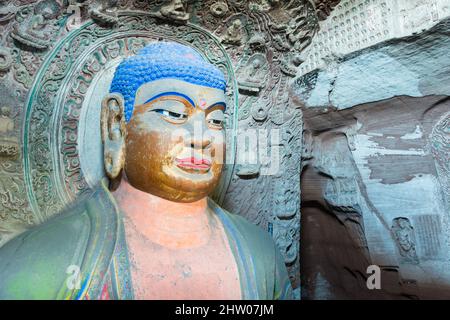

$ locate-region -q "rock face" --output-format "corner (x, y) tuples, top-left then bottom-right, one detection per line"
(299, 0), (450, 77)
(296, 19), (450, 109)
(298, 17), (450, 299)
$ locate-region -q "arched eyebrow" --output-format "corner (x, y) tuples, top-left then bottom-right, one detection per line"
(207, 102), (226, 111)
(143, 92), (226, 111)
(143, 92), (195, 108)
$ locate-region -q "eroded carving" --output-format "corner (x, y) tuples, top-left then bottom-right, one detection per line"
(430, 112), (450, 249)
(392, 217), (419, 264)
(0, 48), (12, 73)
(89, 0), (118, 25)
(66, 0), (85, 31)
(210, 1), (229, 18)
(10, 0), (62, 50)
(222, 19), (244, 45)
(237, 53), (268, 95)
(431, 112), (450, 210)
(313, 0), (341, 20)
(159, 0), (190, 22)
(0, 106), (18, 158)
(0, 5), (17, 23)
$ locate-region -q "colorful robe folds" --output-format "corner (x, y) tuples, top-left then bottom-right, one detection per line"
(0, 180), (293, 300)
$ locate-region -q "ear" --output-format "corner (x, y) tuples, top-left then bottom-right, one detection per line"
(100, 93), (126, 187)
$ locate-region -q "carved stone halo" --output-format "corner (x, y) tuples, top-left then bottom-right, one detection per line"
(23, 13), (238, 223)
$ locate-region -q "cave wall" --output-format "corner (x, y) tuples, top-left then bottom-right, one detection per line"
(297, 13), (450, 299)
(299, 0), (450, 77)
(301, 96), (450, 299)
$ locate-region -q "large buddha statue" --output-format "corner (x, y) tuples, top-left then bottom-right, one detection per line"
(0, 42), (292, 300)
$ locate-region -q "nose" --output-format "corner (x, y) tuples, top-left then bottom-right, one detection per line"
(185, 111), (211, 150)
(190, 137), (211, 150)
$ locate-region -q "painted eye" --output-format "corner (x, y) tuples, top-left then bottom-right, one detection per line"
(208, 119), (223, 129)
(153, 109), (188, 122)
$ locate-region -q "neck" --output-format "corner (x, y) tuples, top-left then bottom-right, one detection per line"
(113, 178), (212, 249)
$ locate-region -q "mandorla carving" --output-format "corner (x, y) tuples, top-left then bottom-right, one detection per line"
(10, 0), (62, 50)
(210, 1), (228, 18)
(0, 48), (12, 73)
(0, 107), (18, 158)
(222, 19), (243, 45)
(159, 0), (190, 22)
(313, 0), (342, 20)
(237, 53), (269, 94)
(0, 4), (18, 23)
(89, 0), (119, 25)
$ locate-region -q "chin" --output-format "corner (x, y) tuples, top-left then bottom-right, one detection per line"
(163, 164), (221, 189)
(166, 179), (218, 202)
(159, 175), (219, 203)
(155, 187), (212, 203)
(125, 163), (222, 203)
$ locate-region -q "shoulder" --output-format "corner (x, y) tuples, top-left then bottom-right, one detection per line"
(208, 198), (278, 264)
(208, 198), (293, 300)
(0, 190), (96, 299)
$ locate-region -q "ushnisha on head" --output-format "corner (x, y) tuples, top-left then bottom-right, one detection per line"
(101, 41), (227, 203)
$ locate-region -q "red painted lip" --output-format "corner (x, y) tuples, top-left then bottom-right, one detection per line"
(176, 157), (211, 170)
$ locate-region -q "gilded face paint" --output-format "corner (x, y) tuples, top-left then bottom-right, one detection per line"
(124, 79), (226, 203)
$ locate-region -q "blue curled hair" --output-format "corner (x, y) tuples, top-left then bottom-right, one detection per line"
(109, 41), (227, 122)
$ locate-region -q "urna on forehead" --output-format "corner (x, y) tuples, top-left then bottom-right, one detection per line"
(109, 41), (227, 122)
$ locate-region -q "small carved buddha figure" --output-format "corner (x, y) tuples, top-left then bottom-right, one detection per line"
(0, 107), (14, 134)
(0, 106), (18, 158)
(392, 217), (418, 263)
(0, 42), (292, 300)
(160, 0), (190, 22)
(245, 58), (263, 81)
(223, 19), (243, 45)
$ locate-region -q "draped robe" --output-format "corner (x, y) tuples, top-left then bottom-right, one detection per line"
(0, 179), (293, 300)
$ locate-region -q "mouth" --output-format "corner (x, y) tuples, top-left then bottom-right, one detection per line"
(175, 157), (212, 173)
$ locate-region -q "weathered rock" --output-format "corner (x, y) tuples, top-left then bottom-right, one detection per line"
(296, 4), (450, 298)
(301, 95), (450, 299)
(295, 18), (450, 109)
(299, 0), (450, 76)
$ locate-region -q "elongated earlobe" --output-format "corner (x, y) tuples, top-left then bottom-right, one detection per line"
(100, 93), (126, 190)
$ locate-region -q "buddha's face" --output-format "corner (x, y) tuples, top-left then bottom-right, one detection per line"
(124, 79), (226, 202)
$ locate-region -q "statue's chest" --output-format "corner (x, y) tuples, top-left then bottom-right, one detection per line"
(125, 228), (242, 299)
